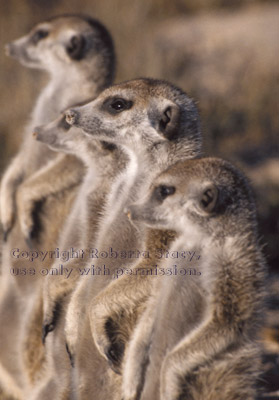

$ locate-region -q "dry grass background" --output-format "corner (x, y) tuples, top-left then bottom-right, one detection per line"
(0, 0), (278, 398)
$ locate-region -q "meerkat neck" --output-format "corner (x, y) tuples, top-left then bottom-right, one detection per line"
(144, 140), (201, 174)
(119, 144), (161, 193)
(51, 70), (100, 108)
(32, 53), (110, 127)
(170, 234), (203, 258)
(50, 56), (110, 105)
(31, 73), (98, 127)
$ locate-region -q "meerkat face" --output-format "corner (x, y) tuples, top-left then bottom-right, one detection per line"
(65, 78), (201, 151)
(126, 176), (216, 235)
(127, 158), (255, 237)
(5, 15), (115, 76)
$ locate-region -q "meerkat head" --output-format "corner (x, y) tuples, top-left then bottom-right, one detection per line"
(65, 78), (201, 157)
(5, 14), (115, 82)
(127, 157), (256, 239)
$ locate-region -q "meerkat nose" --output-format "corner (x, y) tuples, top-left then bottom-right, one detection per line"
(4, 43), (12, 56)
(32, 131), (38, 139)
(66, 109), (79, 126)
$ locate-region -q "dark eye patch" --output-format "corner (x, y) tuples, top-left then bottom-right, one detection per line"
(154, 185), (176, 202)
(102, 97), (133, 115)
(31, 29), (49, 45)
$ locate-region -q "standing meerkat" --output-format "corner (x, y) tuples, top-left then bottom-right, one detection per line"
(121, 157), (267, 400)
(0, 15), (115, 399)
(25, 114), (125, 400)
(1, 14), (115, 241)
(60, 78), (202, 399)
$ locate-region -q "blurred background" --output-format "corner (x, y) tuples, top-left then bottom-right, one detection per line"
(0, 0), (278, 397)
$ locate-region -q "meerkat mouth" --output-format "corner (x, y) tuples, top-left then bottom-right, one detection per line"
(7, 44), (40, 66)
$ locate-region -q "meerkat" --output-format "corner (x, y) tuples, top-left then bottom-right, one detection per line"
(57, 78), (202, 399)
(0, 15), (115, 399)
(23, 113), (126, 400)
(119, 157), (267, 400)
(1, 14), (115, 241)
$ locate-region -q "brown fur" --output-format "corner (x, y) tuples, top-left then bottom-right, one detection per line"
(120, 157), (267, 400)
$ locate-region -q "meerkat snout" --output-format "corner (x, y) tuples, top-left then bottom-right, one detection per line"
(125, 203), (152, 223)
(5, 43), (13, 57)
(125, 205), (144, 221)
(66, 109), (79, 126)
(4, 42), (16, 57)
(32, 125), (56, 145)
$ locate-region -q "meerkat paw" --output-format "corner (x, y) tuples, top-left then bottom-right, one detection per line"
(121, 388), (138, 400)
(65, 341), (75, 367)
(121, 332), (152, 400)
(42, 314), (56, 344)
(42, 296), (62, 343)
(121, 353), (144, 400)
(160, 354), (182, 400)
(64, 321), (79, 366)
(90, 299), (125, 374)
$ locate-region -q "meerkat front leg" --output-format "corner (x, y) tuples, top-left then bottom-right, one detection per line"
(64, 277), (88, 362)
(16, 154), (84, 241)
(121, 295), (159, 400)
(42, 275), (67, 343)
(42, 257), (87, 343)
(159, 318), (235, 400)
(90, 229), (176, 371)
(89, 274), (153, 373)
(43, 280), (76, 344)
(0, 154), (25, 239)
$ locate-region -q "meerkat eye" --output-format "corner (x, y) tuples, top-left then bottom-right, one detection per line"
(155, 185), (176, 201)
(111, 100), (125, 110)
(104, 98), (133, 115)
(31, 30), (49, 44)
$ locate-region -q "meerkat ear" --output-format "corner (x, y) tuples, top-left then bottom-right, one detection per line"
(159, 104), (181, 140)
(197, 183), (218, 214)
(66, 34), (86, 60)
